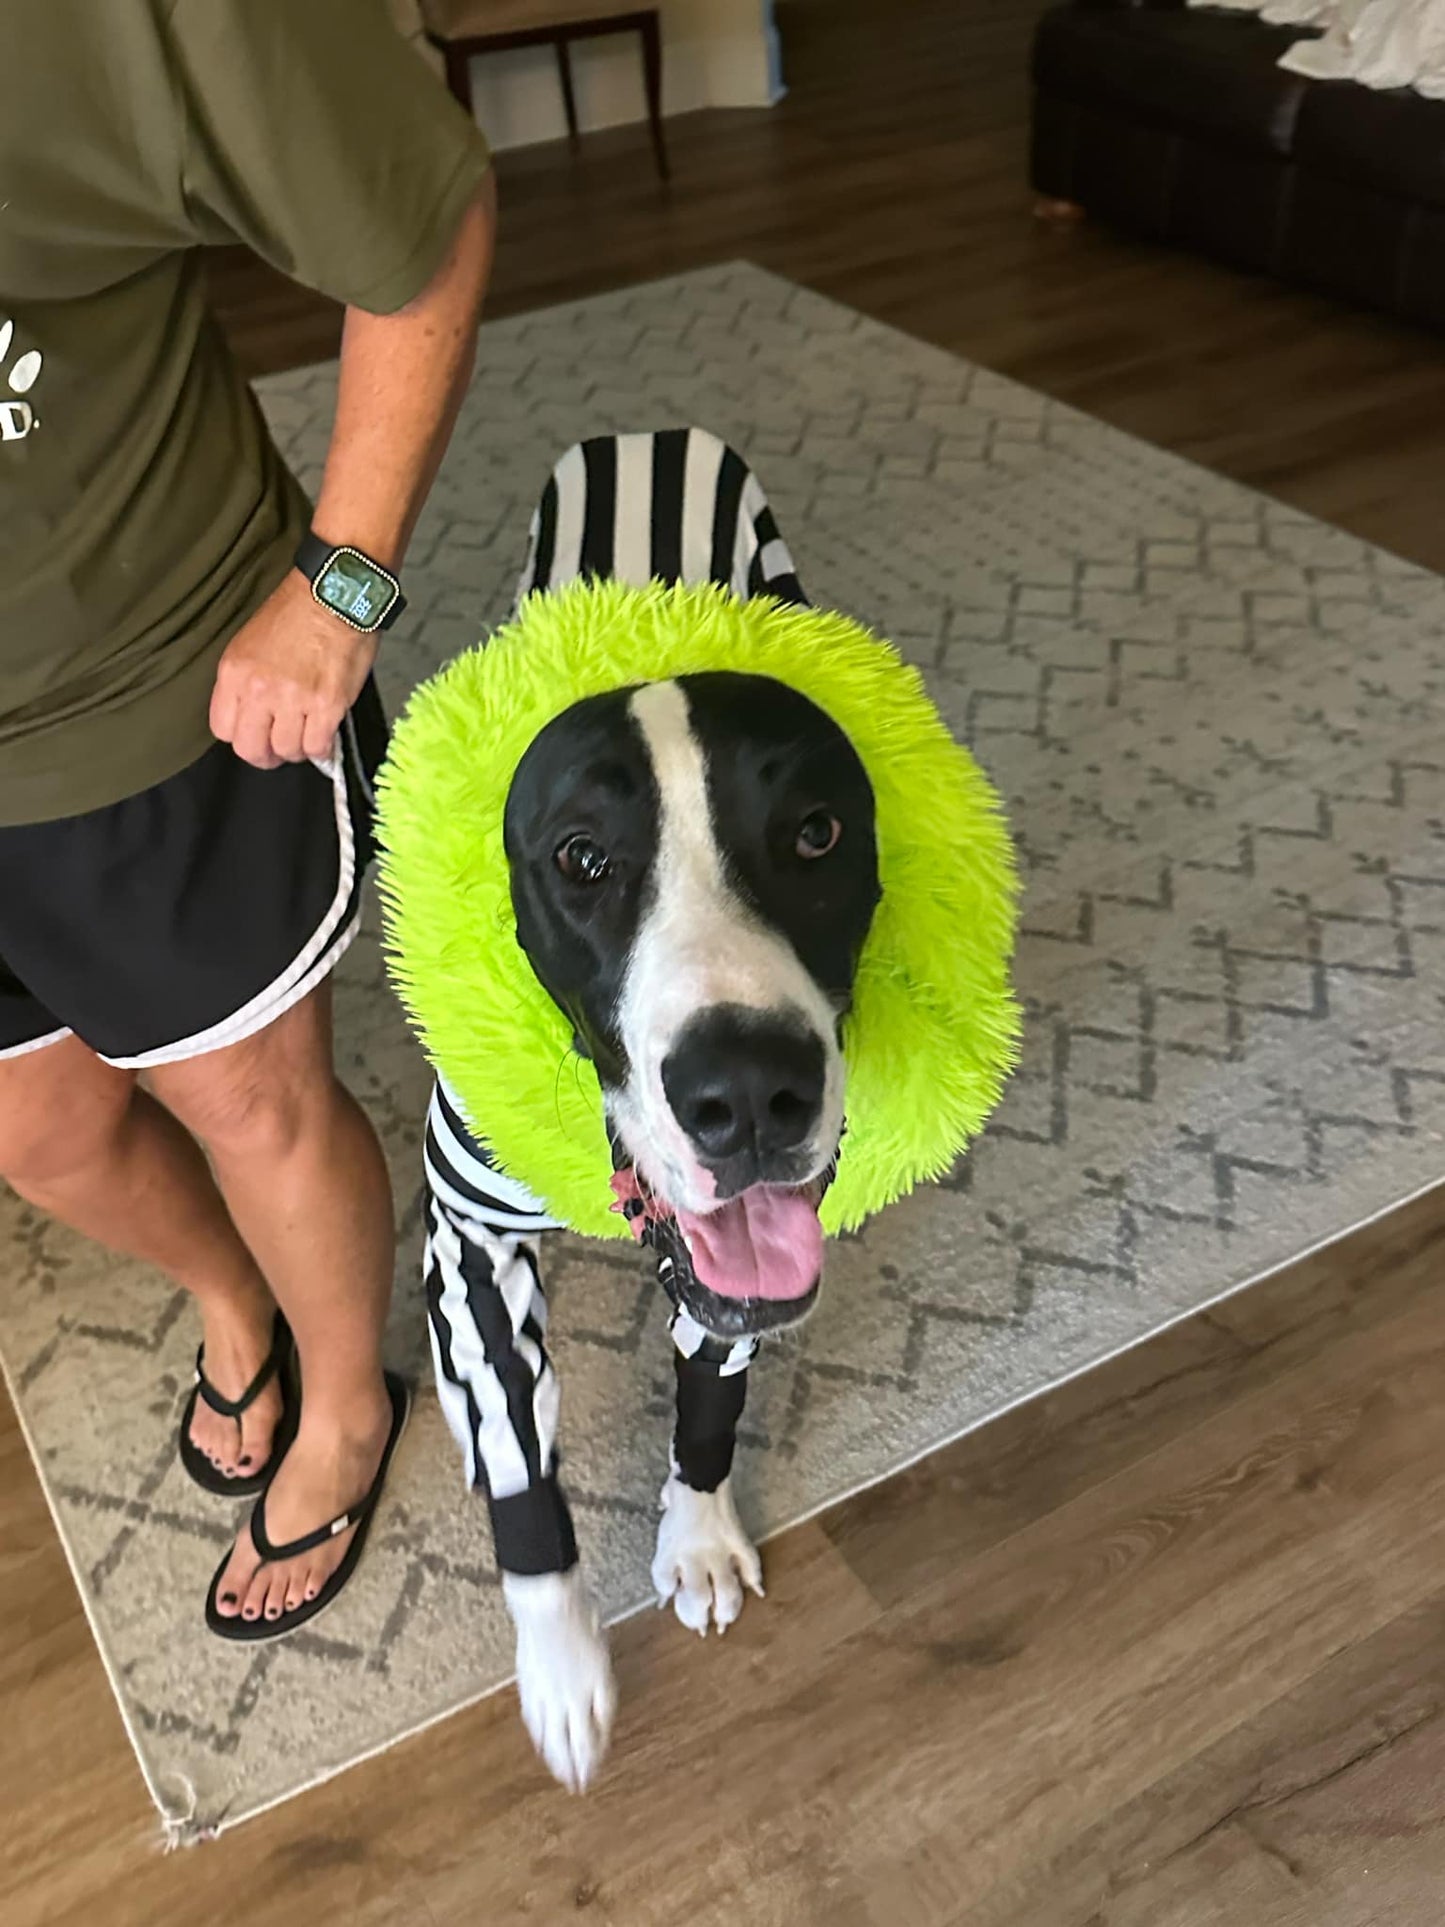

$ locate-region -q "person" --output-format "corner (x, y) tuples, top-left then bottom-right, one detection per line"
(0, 0), (495, 1637)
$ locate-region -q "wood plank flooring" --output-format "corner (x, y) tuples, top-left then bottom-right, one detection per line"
(8, 1), (1445, 1921)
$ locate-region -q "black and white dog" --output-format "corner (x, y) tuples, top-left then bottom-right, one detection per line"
(422, 429), (880, 1789)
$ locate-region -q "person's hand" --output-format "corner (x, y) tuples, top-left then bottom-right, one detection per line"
(210, 570), (378, 769)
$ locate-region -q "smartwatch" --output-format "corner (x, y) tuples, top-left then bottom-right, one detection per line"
(295, 532), (406, 634)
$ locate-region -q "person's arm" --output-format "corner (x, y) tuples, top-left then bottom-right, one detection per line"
(210, 175), (497, 770)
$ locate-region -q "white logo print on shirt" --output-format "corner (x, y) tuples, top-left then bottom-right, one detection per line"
(0, 319), (42, 442)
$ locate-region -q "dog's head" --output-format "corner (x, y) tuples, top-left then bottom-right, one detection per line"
(504, 670), (880, 1339)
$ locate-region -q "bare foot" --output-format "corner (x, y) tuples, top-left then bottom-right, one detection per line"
(210, 1386), (393, 1623)
(187, 1291), (285, 1480)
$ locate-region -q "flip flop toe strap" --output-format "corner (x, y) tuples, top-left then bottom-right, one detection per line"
(194, 1315), (291, 1420)
(249, 1475), (381, 1564)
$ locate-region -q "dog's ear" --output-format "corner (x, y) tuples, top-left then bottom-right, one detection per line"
(572, 1030), (592, 1060)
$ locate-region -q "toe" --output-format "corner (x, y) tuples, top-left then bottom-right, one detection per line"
(187, 1401), (224, 1469)
(236, 1381), (283, 1478)
(262, 1568), (290, 1622)
(212, 1533), (258, 1619)
(652, 1556), (679, 1607)
(196, 1405), (243, 1478)
(518, 1685), (544, 1761)
(553, 1739), (582, 1795)
(558, 1697), (605, 1796)
(306, 1540), (344, 1602)
(212, 1580), (244, 1619)
(550, 1717), (581, 1794)
(526, 1697), (572, 1792)
(673, 1567), (714, 1637)
(571, 1669), (617, 1793)
(239, 1562), (272, 1623)
(737, 1543), (765, 1599)
(711, 1562), (746, 1632)
(566, 1710), (598, 1793)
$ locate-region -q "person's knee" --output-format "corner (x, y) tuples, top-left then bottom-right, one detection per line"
(0, 1049), (135, 1189)
(155, 1006), (338, 1164)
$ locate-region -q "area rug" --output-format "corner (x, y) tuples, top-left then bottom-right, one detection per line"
(5, 263), (1445, 1842)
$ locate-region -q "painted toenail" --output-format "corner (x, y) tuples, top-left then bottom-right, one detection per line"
(221, 1592), (236, 1605)
(238, 1456), (253, 1468)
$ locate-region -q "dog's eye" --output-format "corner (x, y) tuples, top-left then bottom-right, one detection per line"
(796, 810), (842, 860)
(556, 834), (612, 884)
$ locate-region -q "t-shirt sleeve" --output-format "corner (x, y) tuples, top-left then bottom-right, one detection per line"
(166, 0), (491, 314)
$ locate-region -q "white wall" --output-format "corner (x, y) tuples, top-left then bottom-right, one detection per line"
(467, 0), (783, 152)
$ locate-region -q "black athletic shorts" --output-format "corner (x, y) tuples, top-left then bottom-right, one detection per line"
(0, 680), (386, 1070)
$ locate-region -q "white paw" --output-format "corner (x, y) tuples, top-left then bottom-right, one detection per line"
(503, 1568), (617, 1793)
(651, 1473), (764, 1636)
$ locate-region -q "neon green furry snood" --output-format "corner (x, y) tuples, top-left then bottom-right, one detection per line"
(376, 578), (1021, 1239)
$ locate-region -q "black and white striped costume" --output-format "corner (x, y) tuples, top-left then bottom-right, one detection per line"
(422, 428), (808, 1579)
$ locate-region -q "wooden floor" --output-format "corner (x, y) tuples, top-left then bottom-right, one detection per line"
(9, 2), (1445, 1921)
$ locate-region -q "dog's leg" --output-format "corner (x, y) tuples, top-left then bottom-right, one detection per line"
(424, 1198), (615, 1790)
(651, 1320), (766, 1635)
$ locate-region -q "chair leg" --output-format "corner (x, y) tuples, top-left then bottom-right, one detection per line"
(640, 10), (669, 182)
(555, 35), (581, 148)
(439, 39), (476, 118)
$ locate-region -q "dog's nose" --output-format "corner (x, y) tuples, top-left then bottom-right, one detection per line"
(662, 1009), (826, 1165)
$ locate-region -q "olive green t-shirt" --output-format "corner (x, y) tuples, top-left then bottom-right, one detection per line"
(0, 0), (490, 826)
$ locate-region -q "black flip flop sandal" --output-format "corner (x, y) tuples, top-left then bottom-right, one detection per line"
(204, 1371), (411, 1642)
(178, 1310), (298, 1498)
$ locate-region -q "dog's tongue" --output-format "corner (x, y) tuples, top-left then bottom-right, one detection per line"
(675, 1187), (823, 1301)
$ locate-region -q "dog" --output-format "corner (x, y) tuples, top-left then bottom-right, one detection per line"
(420, 429), (881, 1789)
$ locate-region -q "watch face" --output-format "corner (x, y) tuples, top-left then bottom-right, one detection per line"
(316, 550), (397, 630)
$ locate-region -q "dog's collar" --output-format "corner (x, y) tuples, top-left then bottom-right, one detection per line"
(377, 578), (1021, 1240)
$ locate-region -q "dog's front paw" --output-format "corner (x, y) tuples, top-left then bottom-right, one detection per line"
(651, 1473), (764, 1636)
(503, 1568), (617, 1793)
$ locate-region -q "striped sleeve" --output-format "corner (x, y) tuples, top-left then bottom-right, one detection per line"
(424, 1079), (562, 1237)
(424, 1199), (578, 1576)
(420, 1080), (578, 1575)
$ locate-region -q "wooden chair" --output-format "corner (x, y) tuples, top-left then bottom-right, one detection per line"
(422, 0), (669, 180)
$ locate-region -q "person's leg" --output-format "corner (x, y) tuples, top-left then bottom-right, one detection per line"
(0, 1034), (283, 1477)
(152, 978), (395, 1621)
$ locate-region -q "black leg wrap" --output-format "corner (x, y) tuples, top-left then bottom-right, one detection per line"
(673, 1348), (748, 1493)
(488, 1475), (579, 1577)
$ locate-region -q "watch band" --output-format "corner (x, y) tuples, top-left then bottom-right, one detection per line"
(295, 531), (407, 633)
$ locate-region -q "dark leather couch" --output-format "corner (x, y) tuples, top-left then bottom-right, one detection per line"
(1030, 0), (1445, 330)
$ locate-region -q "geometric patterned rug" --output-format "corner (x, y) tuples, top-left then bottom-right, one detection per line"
(4, 263), (1445, 1841)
